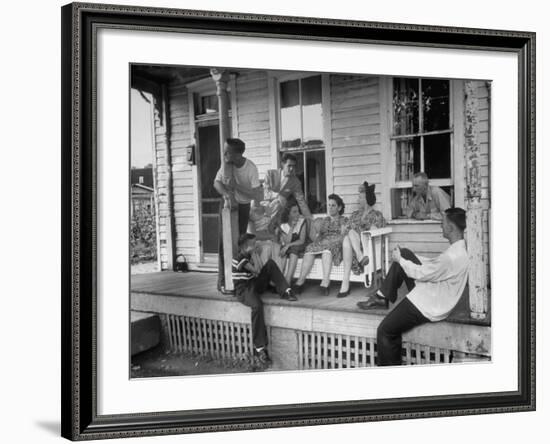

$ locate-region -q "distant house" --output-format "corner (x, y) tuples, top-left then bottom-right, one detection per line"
(131, 183), (154, 217)
(131, 167), (154, 188)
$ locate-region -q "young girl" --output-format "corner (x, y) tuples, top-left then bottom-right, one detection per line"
(278, 201), (307, 285)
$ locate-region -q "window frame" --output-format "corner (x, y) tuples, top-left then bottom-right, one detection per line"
(268, 71), (332, 216)
(384, 77), (465, 221)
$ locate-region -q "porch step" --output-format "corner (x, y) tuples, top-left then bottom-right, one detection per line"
(192, 263), (218, 272)
(131, 311), (161, 356)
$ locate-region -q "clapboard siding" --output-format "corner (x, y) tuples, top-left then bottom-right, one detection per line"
(169, 81), (198, 266)
(153, 81), (198, 270)
(388, 223), (448, 258)
(235, 71), (272, 176)
(330, 75), (382, 214)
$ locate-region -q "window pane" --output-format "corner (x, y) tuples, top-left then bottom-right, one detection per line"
(424, 133), (451, 179)
(302, 76), (323, 146)
(302, 102), (323, 147)
(280, 80), (301, 148)
(281, 107), (301, 149)
(393, 78), (419, 135)
(395, 137), (420, 181)
(305, 150), (327, 213)
(294, 151), (305, 192)
(301, 75), (322, 105)
(280, 79), (299, 108)
(200, 95), (219, 114)
(390, 188), (413, 219)
(422, 79), (450, 132)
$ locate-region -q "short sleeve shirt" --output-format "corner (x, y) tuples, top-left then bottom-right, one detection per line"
(215, 158), (260, 204)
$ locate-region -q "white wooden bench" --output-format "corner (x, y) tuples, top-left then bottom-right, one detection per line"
(292, 227), (392, 288)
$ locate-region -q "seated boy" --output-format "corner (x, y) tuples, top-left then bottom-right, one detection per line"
(248, 200), (282, 267)
(232, 233), (297, 366)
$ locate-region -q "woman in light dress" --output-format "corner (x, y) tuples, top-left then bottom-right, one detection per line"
(336, 181), (386, 298)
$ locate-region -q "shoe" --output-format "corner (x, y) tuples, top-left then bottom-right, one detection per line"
(336, 289), (350, 298)
(281, 288), (298, 301)
(359, 255), (370, 267)
(357, 295), (388, 310)
(319, 285), (330, 296)
(293, 283), (305, 294)
(253, 347), (272, 366)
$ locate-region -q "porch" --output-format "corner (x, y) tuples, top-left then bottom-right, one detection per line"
(131, 271), (491, 371)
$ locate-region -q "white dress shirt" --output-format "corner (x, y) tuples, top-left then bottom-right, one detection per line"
(399, 239), (469, 322)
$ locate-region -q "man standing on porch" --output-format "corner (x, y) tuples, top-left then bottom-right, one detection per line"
(357, 207), (469, 366)
(406, 172), (451, 220)
(264, 153), (313, 221)
(214, 138), (262, 293)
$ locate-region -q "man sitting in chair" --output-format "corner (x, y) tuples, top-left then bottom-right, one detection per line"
(357, 207), (469, 366)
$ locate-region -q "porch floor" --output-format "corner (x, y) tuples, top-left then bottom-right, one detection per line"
(130, 271), (490, 326)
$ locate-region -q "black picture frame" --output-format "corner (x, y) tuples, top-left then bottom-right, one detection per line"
(61, 2), (536, 440)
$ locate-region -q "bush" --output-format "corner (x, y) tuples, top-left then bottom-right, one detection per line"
(130, 204), (157, 264)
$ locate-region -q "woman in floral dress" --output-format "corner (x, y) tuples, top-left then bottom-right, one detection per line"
(337, 181), (386, 298)
(294, 194), (348, 296)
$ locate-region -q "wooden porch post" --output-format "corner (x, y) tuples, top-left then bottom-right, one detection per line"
(210, 68), (238, 291)
(464, 81), (488, 320)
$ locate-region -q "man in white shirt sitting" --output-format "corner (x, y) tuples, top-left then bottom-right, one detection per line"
(357, 207), (470, 366)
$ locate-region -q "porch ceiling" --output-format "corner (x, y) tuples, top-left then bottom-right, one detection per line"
(131, 65), (211, 85)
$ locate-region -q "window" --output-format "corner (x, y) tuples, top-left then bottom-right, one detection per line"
(390, 78), (454, 218)
(194, 93), (231, 116)
(279, 75), (326, 213)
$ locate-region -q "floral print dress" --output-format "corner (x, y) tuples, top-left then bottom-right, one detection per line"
(304, 215), (349, 266)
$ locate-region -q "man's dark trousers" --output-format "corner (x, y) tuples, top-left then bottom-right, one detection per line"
(217, 202), (251, 290)
(377, 248), (429, 366)
(235, 259), (290, 348)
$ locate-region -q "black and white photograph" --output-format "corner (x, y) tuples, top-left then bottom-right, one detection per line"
(0, 0), (542, 442)
(129, 65), (492, 377)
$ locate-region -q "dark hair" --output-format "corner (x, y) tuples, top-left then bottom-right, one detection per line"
(328, 193), (345, 215)
(226, 138), (245, 154)
(280, 198), (300, 224)
(363, 181), (376, 207)
(444, 207), (467, 232)
(281, 153), (297, 164)
(238, 233), (256, 248)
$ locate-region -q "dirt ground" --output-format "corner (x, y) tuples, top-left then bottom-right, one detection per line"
(131, 345), (270, 378)
(131, 261), (158, 275)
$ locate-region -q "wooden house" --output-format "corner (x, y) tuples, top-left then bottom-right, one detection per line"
(130, 65), (491, 368)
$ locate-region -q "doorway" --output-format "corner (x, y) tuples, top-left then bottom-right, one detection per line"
(197, 122), (221, 257)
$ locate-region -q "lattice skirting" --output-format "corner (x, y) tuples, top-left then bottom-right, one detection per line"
(296, 330), (452, 369)
(162, 314), (454, 367)
(164, 314), (254, 358)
